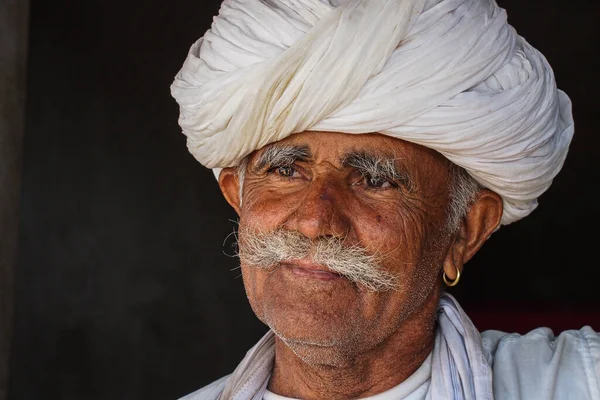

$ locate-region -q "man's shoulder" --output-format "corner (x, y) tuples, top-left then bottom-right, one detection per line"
(482, 326), (600, 399)
(178, 375), (230, 400)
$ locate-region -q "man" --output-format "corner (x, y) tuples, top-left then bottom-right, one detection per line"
(170, 0), (599, 399)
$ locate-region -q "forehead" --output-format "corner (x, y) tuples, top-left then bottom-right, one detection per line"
(250, 131), (450, 171)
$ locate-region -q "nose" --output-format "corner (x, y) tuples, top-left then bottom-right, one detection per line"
(284, 179), (351, 240)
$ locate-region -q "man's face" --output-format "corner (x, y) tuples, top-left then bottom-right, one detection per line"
(235, 131), (456, 365)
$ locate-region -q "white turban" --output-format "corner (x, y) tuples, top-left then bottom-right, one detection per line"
(170, 0), (574, 225)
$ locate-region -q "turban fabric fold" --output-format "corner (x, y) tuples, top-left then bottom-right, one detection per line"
(170, 0), (574, 225)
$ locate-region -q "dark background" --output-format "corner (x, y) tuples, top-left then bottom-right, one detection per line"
(8, 0), (599, 399)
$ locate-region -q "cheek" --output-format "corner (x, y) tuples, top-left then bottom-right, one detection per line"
(240, 264), (268, 318)
(240, 182), (302, 229)
(347, 198), (426, 261)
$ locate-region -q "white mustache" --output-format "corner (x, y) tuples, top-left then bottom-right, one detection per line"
(237, 228), (398, 292)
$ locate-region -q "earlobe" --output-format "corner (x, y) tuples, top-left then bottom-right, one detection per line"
(218, 167), (242, 215)
(443, 224), (467, 282)
(442, 189), (502, 282)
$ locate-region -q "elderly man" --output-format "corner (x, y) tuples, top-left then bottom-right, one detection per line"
(170, 0), (599, 398)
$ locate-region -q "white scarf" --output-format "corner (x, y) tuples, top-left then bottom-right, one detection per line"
(216, 293), (493, 400)
(170, 0), (573, 226)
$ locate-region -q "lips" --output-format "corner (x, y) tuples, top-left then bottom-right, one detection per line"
(280, 260), (341, 281)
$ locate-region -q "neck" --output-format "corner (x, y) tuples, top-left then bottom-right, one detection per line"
(267, 296), (438, 400)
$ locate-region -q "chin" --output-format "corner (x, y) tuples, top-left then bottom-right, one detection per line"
(278, 334), (358, 368)
(259, 309), (372, 368)
(259, 301), (357, 343)
(263, 312), (348, 345)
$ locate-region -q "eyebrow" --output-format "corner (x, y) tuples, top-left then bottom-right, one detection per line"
(341, 151), (414, 190)
(254, 144), (312, 171)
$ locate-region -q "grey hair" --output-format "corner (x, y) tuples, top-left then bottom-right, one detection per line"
(236, 156), (249, 206)
(342, 152), (415, 192)
(254, 144), (311, 171)
(235, 156), (481, 232)
(446, 163), (482, 233)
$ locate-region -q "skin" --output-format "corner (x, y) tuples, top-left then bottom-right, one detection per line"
(219, 131), (502, 399)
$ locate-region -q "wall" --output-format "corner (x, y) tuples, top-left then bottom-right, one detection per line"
(8, 0), (600, 399)
(0, 0), (29, 399)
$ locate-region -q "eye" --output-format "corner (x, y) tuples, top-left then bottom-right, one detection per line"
(278, 166), (295, 177)
(365, 175), (394, 189)
(269, 165), (299, 178)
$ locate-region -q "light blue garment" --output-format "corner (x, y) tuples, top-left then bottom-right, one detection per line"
(180, 294), (600, 399)
(483, 326), (600, 399)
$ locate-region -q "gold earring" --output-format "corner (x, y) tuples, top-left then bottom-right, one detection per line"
(443, 268), (461, 287)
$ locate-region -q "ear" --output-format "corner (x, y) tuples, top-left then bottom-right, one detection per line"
(218, 167), (242, 216)
(443, 189), (503, 280)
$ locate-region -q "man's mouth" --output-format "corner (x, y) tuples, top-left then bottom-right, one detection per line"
(280, 260), (342, 281)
